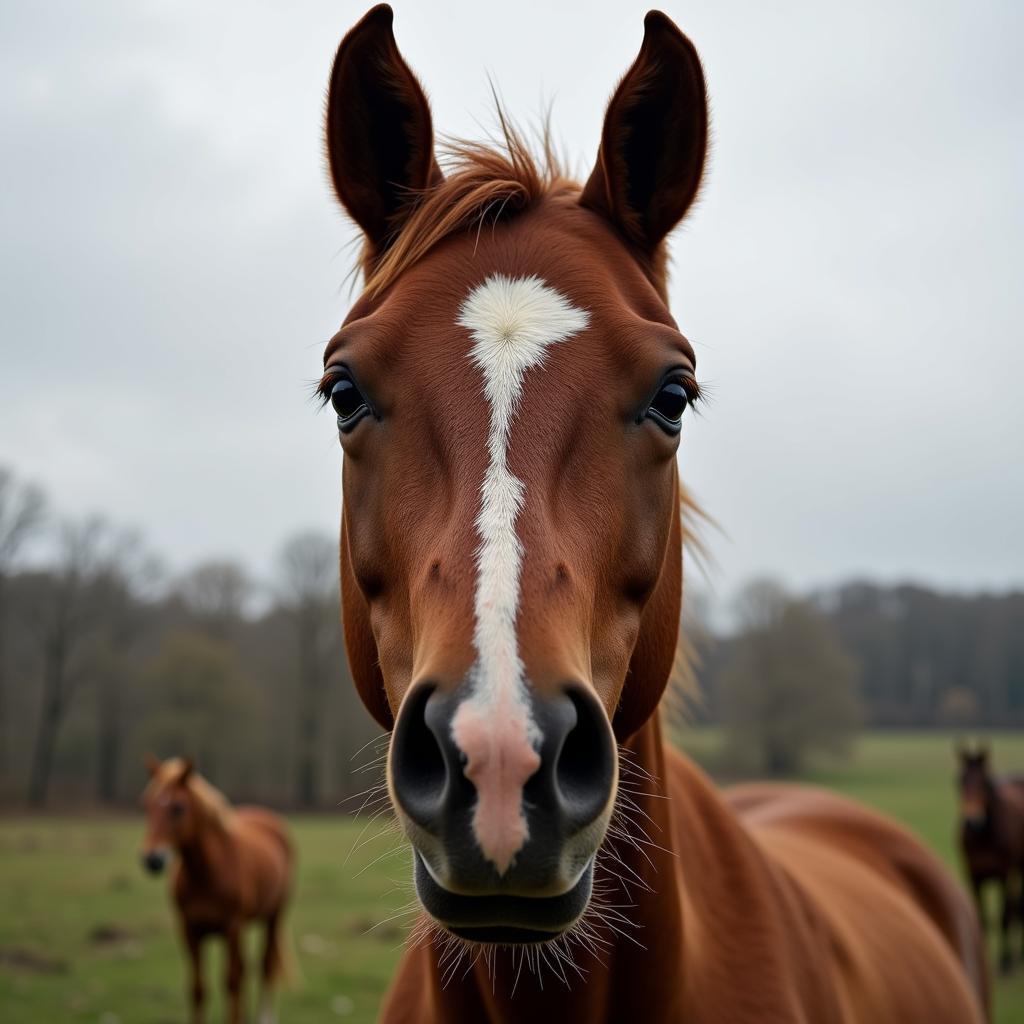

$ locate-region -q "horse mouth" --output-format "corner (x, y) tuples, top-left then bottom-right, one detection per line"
(413, 853), (594, 943)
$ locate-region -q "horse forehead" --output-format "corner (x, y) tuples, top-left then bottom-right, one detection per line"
(372, 265), (604, 431)
(458, 273), (590, 367)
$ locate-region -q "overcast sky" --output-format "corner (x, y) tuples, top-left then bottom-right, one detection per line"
(1, 1), (1021, 612)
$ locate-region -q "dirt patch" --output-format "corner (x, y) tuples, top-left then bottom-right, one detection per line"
(0, 947), (69, 975)
(88, 924), (137, 947)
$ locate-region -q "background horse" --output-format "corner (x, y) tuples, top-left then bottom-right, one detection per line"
(140, 756), (293, 1024)
(320, 6), (988, 1021)
(959, 743), (1024, 973)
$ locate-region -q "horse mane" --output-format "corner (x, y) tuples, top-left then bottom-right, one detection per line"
(362, 112), (579, 298)
(149, 758), (235, 831)
(665, 485), (709, 720)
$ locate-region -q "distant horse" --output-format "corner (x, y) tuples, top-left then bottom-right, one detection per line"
(318, 6), (988, 1021)
(958, 743), (1024, 973)
(140, 756), (293, 1024)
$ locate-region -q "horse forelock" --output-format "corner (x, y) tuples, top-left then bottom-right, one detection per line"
(360, 113), (623, 300)
(146, 758), (235, 830)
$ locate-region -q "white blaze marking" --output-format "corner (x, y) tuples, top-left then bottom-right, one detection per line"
(451, 273), (589, 872)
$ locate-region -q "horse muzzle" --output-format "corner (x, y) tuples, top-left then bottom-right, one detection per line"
(960, 815), (987, 837)
(141, 849), (169, 875)
(389, 681), (617, 942)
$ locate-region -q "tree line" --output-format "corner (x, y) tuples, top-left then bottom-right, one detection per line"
(1, 464), (1020, 804)
(0, 466), (378, 809)
(690, 579), (1024, 741)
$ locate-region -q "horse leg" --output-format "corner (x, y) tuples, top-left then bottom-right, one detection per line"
(970, 875), (986, 933)
(258, 911), (282, 1024)
(999, 876), (1014, 974)
(183, 924), (205, 1024)
(224, 921), (246, 1024)
(1015, 868), (1024, 962)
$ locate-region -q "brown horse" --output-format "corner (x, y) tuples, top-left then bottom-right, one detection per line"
(140, 756), (293, 1024)
(319, 6), (988, 1021)
(958, 743), (1024, 973)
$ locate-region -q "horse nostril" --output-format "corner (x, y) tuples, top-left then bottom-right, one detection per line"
(390, 685), (449, 828)
(142, 851), (166, 875)
(553, 686), (617, 830)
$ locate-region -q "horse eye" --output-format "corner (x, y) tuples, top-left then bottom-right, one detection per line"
(168, 802), (185, 820)
(329, 374), (370, 431)
(647, 381), (689, 433)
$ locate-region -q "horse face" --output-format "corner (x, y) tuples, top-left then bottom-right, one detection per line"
(957, 748), (992, 832)
(140, 756), (196, 872)
(323, 7), (707, 942)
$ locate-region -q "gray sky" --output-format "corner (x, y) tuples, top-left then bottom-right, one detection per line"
(1, 1), (1021, 611)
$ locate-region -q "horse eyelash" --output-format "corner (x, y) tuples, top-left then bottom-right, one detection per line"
(683, 374), (715, 413)
(313, 373), (337, 409)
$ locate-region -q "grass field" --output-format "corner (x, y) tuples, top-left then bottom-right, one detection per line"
(1, 731), (1023, 1023)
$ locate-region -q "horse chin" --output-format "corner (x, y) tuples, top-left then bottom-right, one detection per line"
(413, 852), (594, 945)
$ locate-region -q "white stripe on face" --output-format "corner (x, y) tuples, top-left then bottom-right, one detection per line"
(451, 274), (589, 873)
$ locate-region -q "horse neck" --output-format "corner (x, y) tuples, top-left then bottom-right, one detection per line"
(988, 781), (1016, 842)
(178, 807), (234, 886)
(412, 711), (688, 1022)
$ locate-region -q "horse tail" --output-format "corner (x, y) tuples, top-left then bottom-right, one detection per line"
(265, 909), (302, 989)
(261, 812), (301, 989)
(269, 845), (300, 989)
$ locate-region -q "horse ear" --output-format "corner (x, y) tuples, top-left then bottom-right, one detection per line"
(144, 753), (161, 777)
(177, 757), (194, 783)
(325, 4), (442, 258)
(581, 10), (708, 254)
(977, 742), (990, 763)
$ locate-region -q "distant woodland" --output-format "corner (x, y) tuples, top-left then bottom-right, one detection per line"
(0, 466), (1020, 807)
(692, 582), (1024, 732)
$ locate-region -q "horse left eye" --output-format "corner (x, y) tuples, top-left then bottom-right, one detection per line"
(647, 381), (689, 432)
(168, 803), (185, 820)
(330, 374), (370, 430)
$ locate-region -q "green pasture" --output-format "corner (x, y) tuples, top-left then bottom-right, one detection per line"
(1, 731), (1023, 1023)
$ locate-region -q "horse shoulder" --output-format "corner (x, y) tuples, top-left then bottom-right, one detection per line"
(662, 752), (843, 1022)
(728, 783), (987, 1023)
(998, 778), (1024, 820)
(996, 779), (1024, 856)
(229, 809), (294, 916)
(234, 807), (293, 859)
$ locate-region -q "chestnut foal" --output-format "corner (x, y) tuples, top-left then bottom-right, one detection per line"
(140, 757), (292, 1024)
(319, 6), (988, 1021)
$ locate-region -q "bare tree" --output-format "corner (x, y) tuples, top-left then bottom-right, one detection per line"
(26, 518), (111, 805)
(143, 629), (257, 789)
(665, 586), (715, 734)
(92, 531), (162, 803)
(276, 531), (338, 807)
(177, 560), (253, 640)
(0, 468), (47, 778)
(719, 580), (861, 776)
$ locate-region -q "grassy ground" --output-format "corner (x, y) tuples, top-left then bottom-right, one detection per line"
(0, 731), (1021, 1023)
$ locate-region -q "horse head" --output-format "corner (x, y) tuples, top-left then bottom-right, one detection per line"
(957, 742), (994, 834)
(324, 5), (707, 943)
